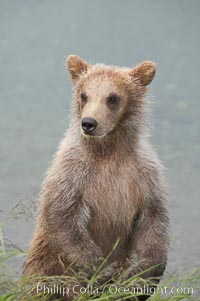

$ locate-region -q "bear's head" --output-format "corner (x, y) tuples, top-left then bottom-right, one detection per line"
(66, 55), (156, 139)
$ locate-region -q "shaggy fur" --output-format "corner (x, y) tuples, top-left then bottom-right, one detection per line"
(23, 55), (169, 301)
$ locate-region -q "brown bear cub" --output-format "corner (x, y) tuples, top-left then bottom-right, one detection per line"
(24, 55), (169, 300)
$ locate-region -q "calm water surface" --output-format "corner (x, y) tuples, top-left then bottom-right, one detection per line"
(0, 0), (200, 273)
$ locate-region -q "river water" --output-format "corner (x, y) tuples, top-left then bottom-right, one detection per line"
(0, 0), (200, 274)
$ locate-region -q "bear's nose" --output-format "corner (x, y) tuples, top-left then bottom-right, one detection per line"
(81, 117), (98, 134)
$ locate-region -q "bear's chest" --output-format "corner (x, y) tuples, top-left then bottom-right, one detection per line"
(82, 159), (141, 257)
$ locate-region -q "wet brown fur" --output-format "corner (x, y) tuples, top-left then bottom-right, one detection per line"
(23, 56), (169, 300)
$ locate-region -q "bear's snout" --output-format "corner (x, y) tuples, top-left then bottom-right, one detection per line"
(81, 117), (98, 135)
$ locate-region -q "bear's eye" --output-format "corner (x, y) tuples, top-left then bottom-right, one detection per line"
(107, 93), (120, 109)
(80, 92), (88, 107)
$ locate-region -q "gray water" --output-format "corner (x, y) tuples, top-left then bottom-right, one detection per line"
(0, 0), (200, 274)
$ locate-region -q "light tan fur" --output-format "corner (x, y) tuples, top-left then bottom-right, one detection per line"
(23, 55), (169, 301)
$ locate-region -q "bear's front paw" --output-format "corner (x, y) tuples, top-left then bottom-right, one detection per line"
(96, 261), (123, 286)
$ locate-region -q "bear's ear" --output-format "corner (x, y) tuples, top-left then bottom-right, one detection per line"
(66, 55), (90, 83)
(129, 61), (156, 86)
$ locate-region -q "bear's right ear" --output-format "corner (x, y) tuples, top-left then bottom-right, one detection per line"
(66, 55), (90, 83)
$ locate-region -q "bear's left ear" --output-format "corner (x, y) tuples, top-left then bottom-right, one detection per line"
(66, 55), (90, 83)
(129, 61), (156, 86)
